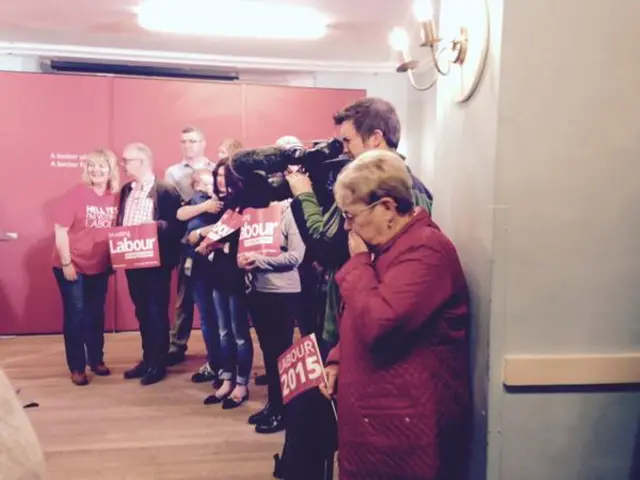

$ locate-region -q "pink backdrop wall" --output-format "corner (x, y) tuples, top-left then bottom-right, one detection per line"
(0, 72), (365, 335)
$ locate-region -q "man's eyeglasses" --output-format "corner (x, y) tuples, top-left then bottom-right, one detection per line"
(120, 157), (143, 166)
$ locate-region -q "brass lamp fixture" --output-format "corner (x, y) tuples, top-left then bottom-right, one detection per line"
(389, 0), (490, 103)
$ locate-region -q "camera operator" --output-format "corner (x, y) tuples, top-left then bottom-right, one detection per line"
(274, 136), (326, 340)
(276, 97), (434, 479)
(288, 97), (433, 354)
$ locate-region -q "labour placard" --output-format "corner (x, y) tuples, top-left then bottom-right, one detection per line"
(205, 209), (243, 243)
(197, 209), (243, 252)
(238, 203), (282, 257)
(108, 223), (160, 269)
(277, 333), (326, 405)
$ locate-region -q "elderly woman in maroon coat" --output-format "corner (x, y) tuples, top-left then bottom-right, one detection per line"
(320, 149), (471, 480)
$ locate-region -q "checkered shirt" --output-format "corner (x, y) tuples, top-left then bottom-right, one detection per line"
(122, 176), (155, 226)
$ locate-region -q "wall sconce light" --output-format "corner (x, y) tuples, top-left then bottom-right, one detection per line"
(389, 0), (490, 103)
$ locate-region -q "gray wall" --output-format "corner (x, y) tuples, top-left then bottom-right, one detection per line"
(428, 0), (640, 478)
(423, 0), (506, 477)
(495, 0), (640, 478)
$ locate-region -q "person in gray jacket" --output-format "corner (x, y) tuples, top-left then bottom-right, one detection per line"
(238, 199), (306, 435)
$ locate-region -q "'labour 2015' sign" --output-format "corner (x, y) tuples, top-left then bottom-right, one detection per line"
(277, 333), (327, 405)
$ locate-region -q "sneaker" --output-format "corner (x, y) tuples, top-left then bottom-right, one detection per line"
(191, 363), (217, 383)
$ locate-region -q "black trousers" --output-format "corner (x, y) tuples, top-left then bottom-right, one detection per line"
(280, 389), (337, 479)
(125, 266), (173, 368)
(297, 263), (326, 339)
(249, 291), (299, 411)
(276, 336), (338, 480)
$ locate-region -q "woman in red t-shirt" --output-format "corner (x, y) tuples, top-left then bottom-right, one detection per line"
(52, 149), (120, 386)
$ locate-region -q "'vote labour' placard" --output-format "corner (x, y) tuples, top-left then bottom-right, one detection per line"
(238, 203), (282, 257)
(108, 223), (160, 270)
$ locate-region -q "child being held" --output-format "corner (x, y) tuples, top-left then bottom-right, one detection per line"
(180, 168), (223, 264)
(176, 168), (224, 385)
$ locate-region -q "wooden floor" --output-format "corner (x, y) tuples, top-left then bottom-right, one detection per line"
(0, 332), (283, 480)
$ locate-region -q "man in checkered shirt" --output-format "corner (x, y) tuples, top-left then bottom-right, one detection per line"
(117, 142), (184, 386)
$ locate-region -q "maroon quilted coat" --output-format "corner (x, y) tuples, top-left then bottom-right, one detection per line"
(327, 209), (471, 480)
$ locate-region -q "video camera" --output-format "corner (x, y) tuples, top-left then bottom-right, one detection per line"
(226, 137), (350, 210)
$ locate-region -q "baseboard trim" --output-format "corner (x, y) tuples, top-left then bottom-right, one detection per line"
(503, 353), (640, 387)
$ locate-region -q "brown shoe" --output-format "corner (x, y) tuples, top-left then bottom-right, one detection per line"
(90, 363), (111, 377)
(70, 371), (89, 386)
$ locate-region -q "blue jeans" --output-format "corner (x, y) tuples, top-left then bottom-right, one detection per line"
(212, 289), (252, 386)
(191, 269), (222, 374)
(52, 268), (110, 372)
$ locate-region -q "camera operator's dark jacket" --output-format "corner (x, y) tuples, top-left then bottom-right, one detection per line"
(290, 163), (433, 345)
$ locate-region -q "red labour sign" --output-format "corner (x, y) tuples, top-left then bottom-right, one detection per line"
(238, 203), (282, 257)
(108, 223), (160, 270)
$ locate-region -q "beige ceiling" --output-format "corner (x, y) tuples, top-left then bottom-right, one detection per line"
(0, 0), (415, 70)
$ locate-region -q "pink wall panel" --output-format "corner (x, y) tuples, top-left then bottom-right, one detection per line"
(242, 84), (366, 147)
(110, 78), (244, 332)
(0, 73), (115, 335)
(0, 74), (366, 336)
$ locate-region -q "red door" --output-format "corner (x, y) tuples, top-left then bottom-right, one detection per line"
(110, 77), (244, 332)
(0, 72), (115, 335)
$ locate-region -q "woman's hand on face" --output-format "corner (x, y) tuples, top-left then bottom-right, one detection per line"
(348, 231), (368, 256)
(285, 171), (313, 196)
(62, 264), (77, 282)
(319, 364), (339, 400)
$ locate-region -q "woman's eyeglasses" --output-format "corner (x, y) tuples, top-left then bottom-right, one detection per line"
(340, 200), (383, 222)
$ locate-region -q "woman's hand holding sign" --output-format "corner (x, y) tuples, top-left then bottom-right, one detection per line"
(319, 364), (338, 401)
(187, 230), (203, 245)
(195, 241), (213, 256)
(237, 252), (257, 271)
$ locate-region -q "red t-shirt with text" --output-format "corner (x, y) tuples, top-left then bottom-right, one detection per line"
(52, 185), (119, 275)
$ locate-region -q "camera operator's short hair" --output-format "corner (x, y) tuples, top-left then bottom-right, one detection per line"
(334, 149), (413, 214)
(221, 138), (243, 155)
(333, 97), (401, 150)
(275, 135), (302, 148)
(181, 126), (205, 140)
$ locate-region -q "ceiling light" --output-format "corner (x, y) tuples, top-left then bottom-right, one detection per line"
(137, 0), (330, 40)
